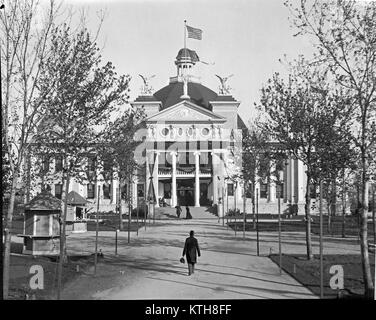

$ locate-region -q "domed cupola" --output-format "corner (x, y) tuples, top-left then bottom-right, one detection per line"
(175, 48), (199, 78)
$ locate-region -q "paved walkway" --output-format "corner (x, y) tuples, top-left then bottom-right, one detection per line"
(61, 215), (323, 300)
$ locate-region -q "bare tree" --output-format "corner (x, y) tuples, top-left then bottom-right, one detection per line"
(1, 0), (62, 299)
(34, 23), (130, 299)
(258, 59), (353, 260)
(285, 0), (375, 298)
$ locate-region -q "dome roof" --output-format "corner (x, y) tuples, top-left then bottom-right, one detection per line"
(176, 48), (200, 63)
(153, 82), (219, 110)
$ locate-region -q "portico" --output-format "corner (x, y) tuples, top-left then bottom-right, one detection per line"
(131, 47), (245, 211)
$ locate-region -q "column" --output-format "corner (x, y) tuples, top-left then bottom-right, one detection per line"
(290, 158), (295, 204)
(269, 162), (277, 202)
(194, 151), (200, 207)
(153, 151), (159, 207)
(171, 151), (177, 207)
(297, 159), (305, 202)
(283, 161), (288, 203)
(286, 158), (292, 202)
(145, 154), (150, 204)
(211, 151), (218, 205)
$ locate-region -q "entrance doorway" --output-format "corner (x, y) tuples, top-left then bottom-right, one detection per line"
(177, 179), (195, 206)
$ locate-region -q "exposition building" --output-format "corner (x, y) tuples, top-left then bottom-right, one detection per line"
(26, 47), (311, 217)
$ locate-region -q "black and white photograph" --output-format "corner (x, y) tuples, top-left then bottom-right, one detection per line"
(1, 0), (375, 309)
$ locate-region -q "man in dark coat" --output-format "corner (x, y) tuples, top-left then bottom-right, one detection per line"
(175, 205), (182, 218)
(185, 206), (192, 219)
(182, 230), (201, 275)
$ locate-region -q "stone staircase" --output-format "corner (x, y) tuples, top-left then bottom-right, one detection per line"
(154, 206), (217, 220)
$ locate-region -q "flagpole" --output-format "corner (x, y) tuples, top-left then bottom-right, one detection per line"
(184, 20), (187, 52)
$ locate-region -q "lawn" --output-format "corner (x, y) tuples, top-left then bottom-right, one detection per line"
(227, 216), (375, 239)
(8, 253), (94, 300)
(269, 253), (375, 299)
(10, 215), (146, 234)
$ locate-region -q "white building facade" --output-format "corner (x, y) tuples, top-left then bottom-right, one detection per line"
(27, 48), (311, 216)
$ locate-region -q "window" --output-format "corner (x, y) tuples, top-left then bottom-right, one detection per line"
(121, 184), (128, 200)
(42, 156), (50, 172)
(163, 183), (171, 199)
(103, 159), (112, 181)
(55, 155), (63, 172)
(310, 184), (317, 199)
(103, 159), (112, 172)
(277, 183), (284, 198)
(260, 183), (268, 199)
(103, 184), (111, 199)
(137, 184), (145, 198)
(87, 156), (96, 172)
(55, 184), (62, 199)
(202, 127), (209, 136)
(87, 183), (95, 199)
(227, 183), (234, 196)
(161, 127), (169, 136)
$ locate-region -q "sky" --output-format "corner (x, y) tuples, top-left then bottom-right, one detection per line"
(63, 0), (316, 125)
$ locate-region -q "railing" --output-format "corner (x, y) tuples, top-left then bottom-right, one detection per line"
(158, 166), (212, 176)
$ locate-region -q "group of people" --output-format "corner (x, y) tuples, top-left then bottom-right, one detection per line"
(175, 205), (192, 219)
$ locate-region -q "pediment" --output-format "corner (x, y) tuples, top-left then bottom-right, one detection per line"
(146, 100), (226, 123)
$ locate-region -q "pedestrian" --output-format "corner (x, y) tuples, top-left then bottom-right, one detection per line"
(185, 206), (192, 219)
(176, 205), (182, 218)
(182, 230), (201, 276)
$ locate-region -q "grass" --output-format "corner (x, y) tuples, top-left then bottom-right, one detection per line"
(227, 216), (375, 238)
(269, 253), (375, 299)
(10, 216), (146, 234)
(8, 253), (94, 300)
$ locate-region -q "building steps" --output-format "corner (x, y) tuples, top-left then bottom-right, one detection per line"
(154, 206), (217, 220)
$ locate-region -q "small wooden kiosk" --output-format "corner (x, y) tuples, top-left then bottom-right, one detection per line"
(18, 191), (61, 256)
(66, 191), (89, 233)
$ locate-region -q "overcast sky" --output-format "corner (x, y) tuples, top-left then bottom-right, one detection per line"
(64, 0), (315, 124)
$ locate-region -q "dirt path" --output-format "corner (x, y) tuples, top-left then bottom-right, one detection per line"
(61, 218), (317, 299)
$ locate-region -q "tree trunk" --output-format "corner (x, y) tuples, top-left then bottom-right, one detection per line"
(360, 175), (374, 298)
(118, 178), (123, 231)
(252, 181), (256, 229)
(57, 171), (70, 300)
(2, 171), (19, 299)
(305, 176), (313, 260)
(342, 172), (346, 238)
(373, 186), (375, 247)
(326, 188), (332, 235)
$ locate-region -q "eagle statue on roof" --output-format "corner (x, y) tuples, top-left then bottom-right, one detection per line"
(215, 74), (233, 95)
(139, 74), (155, 95)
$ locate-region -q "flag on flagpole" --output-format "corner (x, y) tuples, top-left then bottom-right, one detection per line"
(186, 25), (202, 40)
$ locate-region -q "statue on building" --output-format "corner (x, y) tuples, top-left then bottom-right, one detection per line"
(169, 125), (175, 139)
(139, 74), (155, 95)
(218, 126), (222, 138)
(148, 125), (156, 139)
(215, 74), (233, 95)
(180, 74), (190, 99)
(211, 124), (216, 139)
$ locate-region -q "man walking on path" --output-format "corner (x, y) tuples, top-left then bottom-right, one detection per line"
(175, 205), (182, 218)
(182, 230), (201, 276)
(185, 206), (192, 219)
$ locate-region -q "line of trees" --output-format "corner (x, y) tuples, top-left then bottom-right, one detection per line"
(242, 0), (375, 298)
(1, 0), (144, 300)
